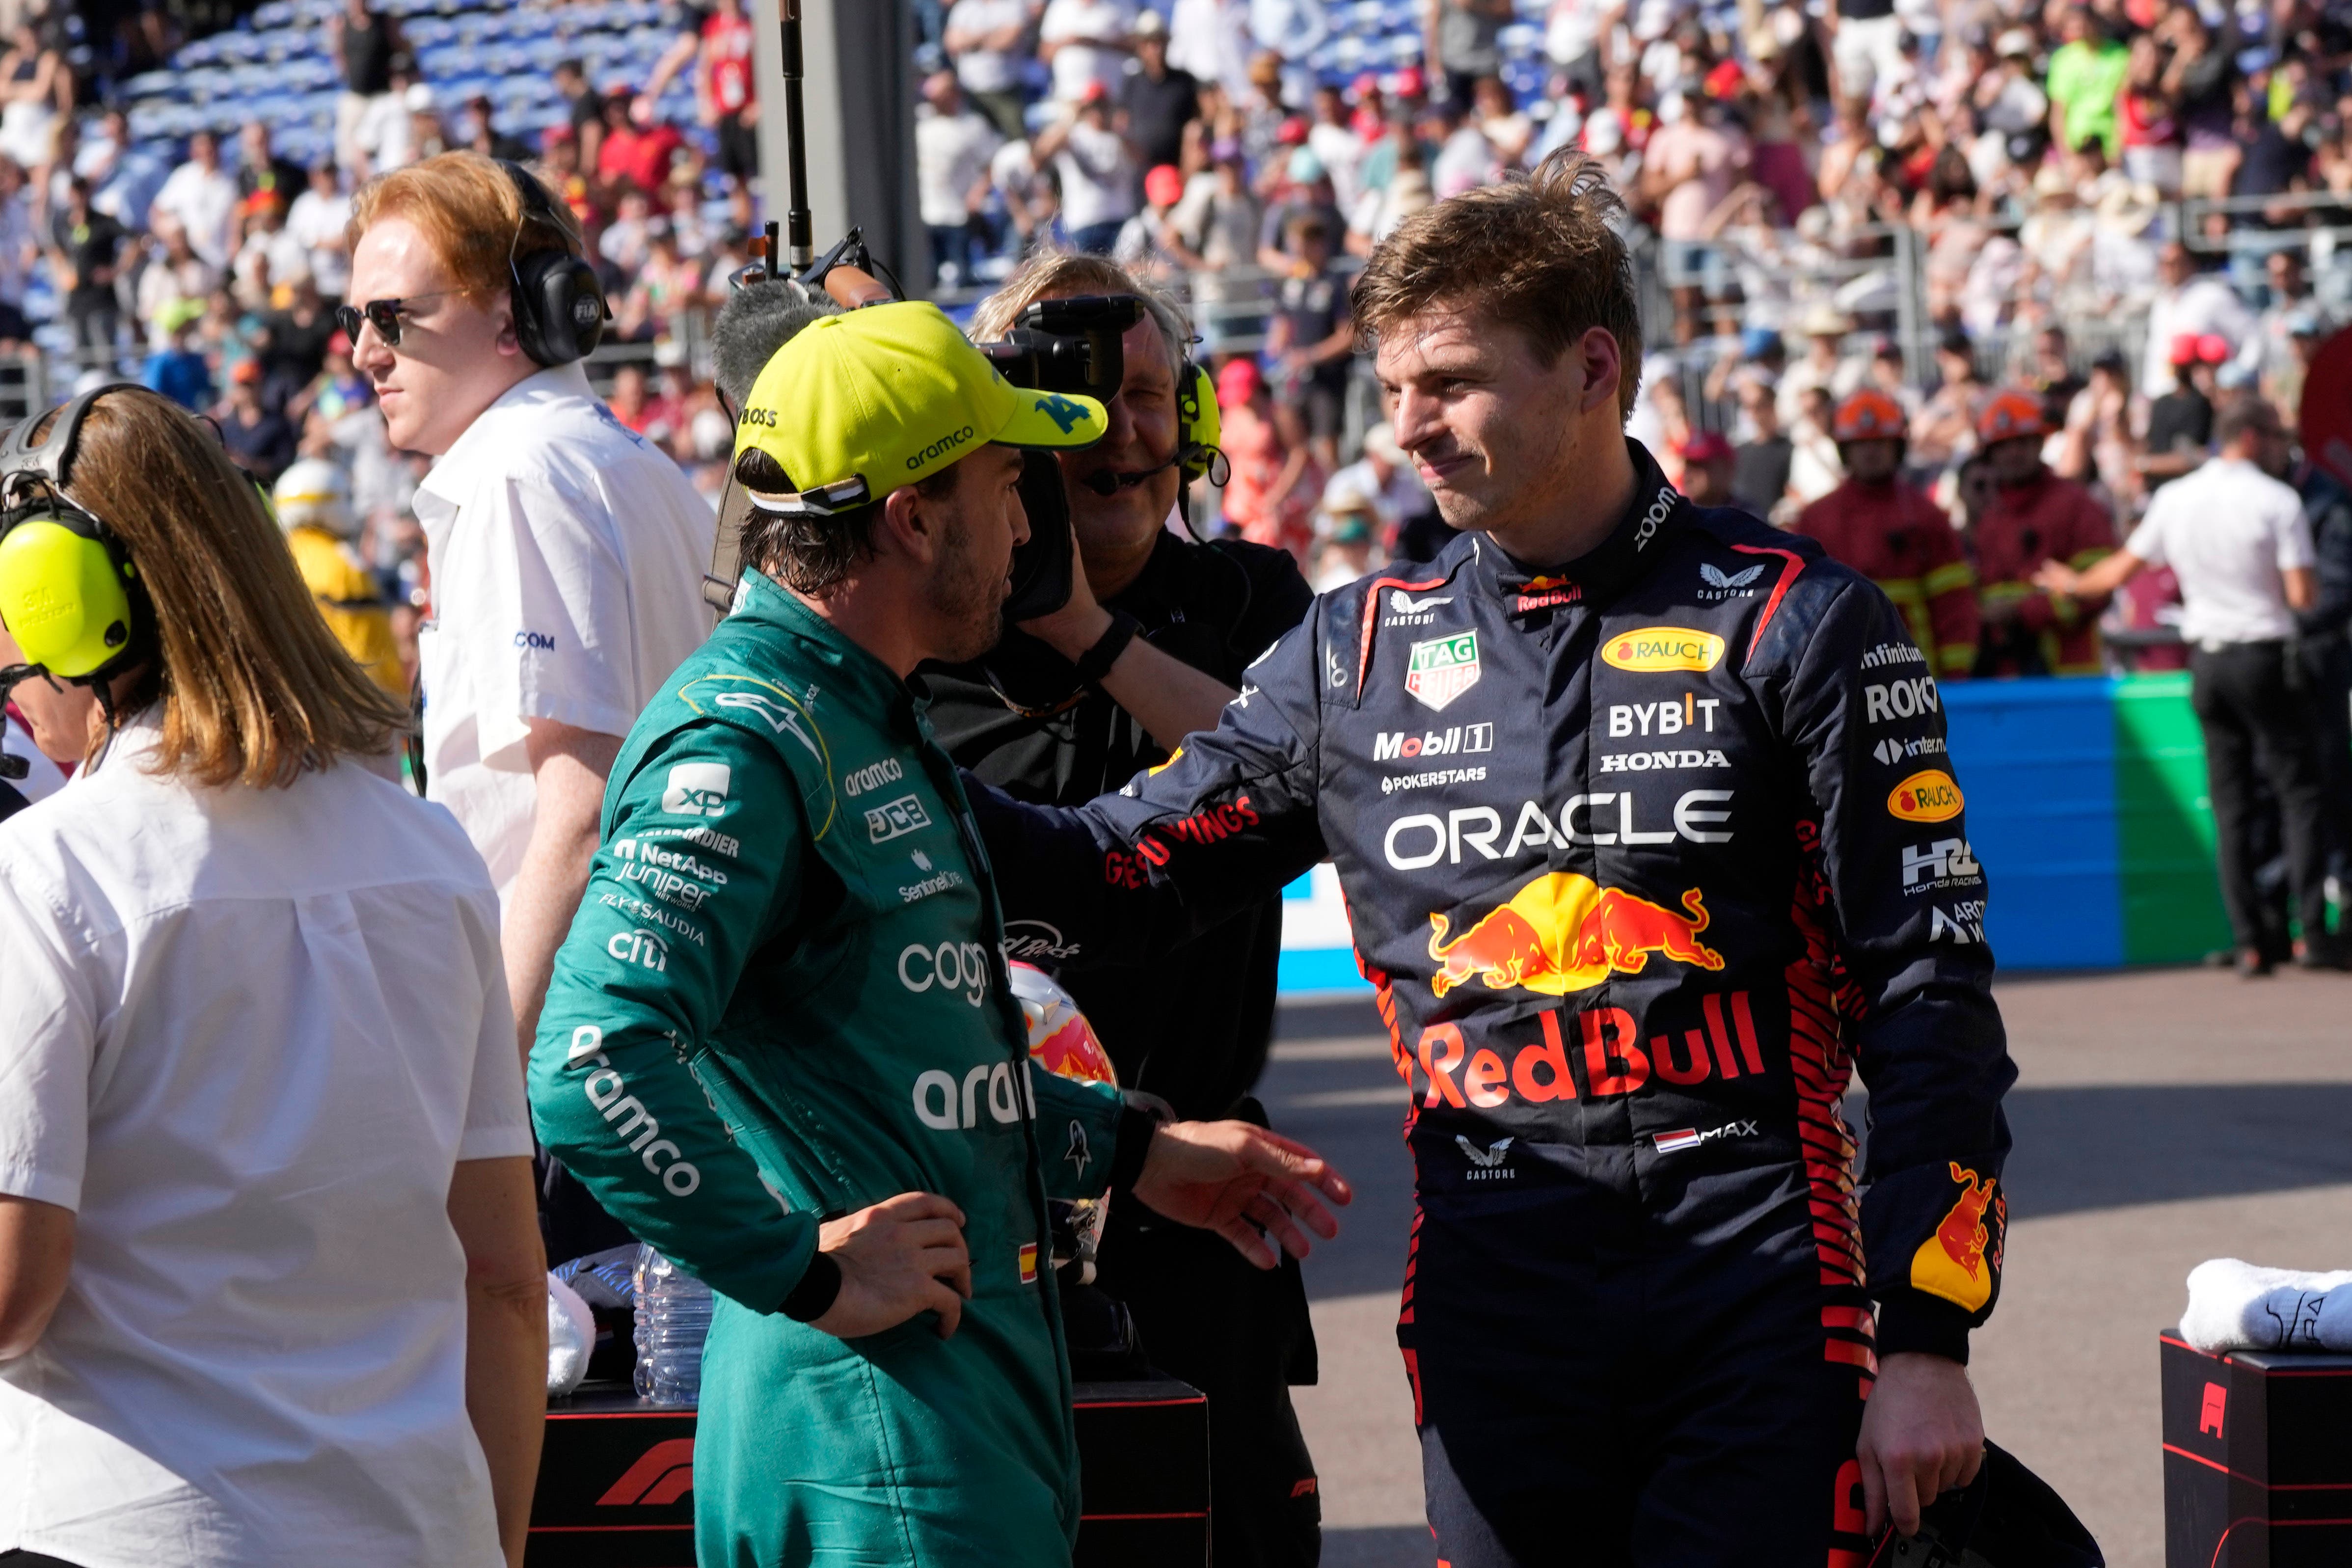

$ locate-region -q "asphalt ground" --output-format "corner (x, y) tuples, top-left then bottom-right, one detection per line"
(1262, 966), (2352, 1568)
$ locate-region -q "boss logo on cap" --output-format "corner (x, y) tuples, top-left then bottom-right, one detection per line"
(910, 425), (977, 470)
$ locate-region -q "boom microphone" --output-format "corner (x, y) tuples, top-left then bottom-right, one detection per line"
(1081, 455), (1181, 495)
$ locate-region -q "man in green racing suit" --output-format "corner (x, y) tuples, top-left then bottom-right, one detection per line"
(528, 301), (1351, 1566)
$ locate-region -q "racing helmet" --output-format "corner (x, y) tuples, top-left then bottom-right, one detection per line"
(1009, 962), (1119, 1285)
(271, 458), (356, 539)
(1833, 388), (1908, 445)
(1865, 1441), (2104, 1568)
(1974, 389), (2050, 447)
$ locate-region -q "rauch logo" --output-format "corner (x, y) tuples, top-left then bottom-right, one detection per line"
(1887, 770), (1963, 822)
(1602, 627), (1724, 673)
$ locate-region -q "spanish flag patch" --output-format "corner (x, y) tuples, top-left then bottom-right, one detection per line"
(1018, 1243), (1039, 1285)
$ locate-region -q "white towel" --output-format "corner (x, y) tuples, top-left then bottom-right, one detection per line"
(547, 1271), (597, 1395)
(2180, 1258), (2352, 1354)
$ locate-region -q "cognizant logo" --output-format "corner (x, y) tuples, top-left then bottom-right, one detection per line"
(565, 1026), (700, 1195)
(899, 940), (992, 1006)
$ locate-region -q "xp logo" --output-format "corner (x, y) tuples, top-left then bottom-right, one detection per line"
(1032, 394), (1092, 434)
(899, 940), (993, 1005)
(1602, 627), (1725, 673)
(661, 762), (731, 817)
(1888, 769), (1963, 822)
(607, 927), (669, 971)
(866, 793), (933, 843)
(513, 629), (556, 650)
(597, 1438), (696, 1508)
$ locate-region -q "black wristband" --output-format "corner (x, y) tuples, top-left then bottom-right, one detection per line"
(779, 1249), (843, 1322)
(1108, 1090), (1176, 1194)
(1072, 609), (1142, 687)
(1873, 1288), (1974, 1365)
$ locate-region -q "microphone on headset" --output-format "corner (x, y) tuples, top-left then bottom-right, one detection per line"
(1081, 451), (1191, 496)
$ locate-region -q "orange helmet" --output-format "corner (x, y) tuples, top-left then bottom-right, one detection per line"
(1832, 388), (1908, 443)
(1976, 389), (2050, 445)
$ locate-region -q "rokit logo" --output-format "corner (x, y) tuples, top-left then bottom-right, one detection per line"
(899, 940), (993, 1005)
(842, 757), (905, 797)
(1872, 734), (1947, 765)
(1383, 790), (1733, 867)
(1902, 838), (1982, 892)
(865, 793), (933, 843)
(1864, 675), (1939, 725)
(661, 762), (731, 817)
(1608, 696), (1722, 736)
(1374, 723), (1495, 761)
(1696, 563), (1764, 600)
(1860, 641), (1927, 670)
(1384, 589), (1455, 627)
(1930, 899), (1987, 942)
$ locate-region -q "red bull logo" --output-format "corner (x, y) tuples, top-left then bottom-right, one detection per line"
(1406, 990), (1767, 1111)
(1908, 1161), (2002, 1313)
(1426, 873), (1725, 998)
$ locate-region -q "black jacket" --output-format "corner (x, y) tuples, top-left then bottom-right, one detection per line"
(974, 442), (2016, 1361)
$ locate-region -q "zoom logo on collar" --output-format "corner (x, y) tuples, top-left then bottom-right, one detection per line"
(0, 387), (151, 691)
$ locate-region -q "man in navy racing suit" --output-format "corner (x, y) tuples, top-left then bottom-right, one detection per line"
(968, 150), (2015, 1566)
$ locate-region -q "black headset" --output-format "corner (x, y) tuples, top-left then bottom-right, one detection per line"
(496, 159), (608, 367)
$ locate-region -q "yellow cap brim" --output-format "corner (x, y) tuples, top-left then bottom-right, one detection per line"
(990, 388), (1109, 451)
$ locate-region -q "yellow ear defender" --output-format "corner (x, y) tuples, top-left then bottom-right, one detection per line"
(0, 386), (149, 686)
(1175, 360), (1229, 487)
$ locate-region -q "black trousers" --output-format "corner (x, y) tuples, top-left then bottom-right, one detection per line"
(2303, 635), (2352, 887)
(2190, 641), (2333, 949)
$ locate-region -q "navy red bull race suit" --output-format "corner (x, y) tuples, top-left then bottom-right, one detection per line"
(972, 440), (2017, 1567)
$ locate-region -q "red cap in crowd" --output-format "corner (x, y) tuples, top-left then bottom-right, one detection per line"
(1216, 357), (1263, 407)
(1276, 115), (1309, 146)
(1975, 389), (2050, 445)
(1394, 65), (1426, 99)
(1676, 430), (1734, 464)
(2195, 332), (2230, 364)
(1703, 60), (1746, 100)
(1144, 163), (1185, 207)
(1831, 388), (1907, 443)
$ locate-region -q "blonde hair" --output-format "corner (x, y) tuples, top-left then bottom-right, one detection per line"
(348, 151), (583, 304)
(47, 388), (408, 786)
(969, 251), (1191, 382)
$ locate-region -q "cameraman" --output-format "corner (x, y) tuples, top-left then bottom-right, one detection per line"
(924, 253), (1323, 1567)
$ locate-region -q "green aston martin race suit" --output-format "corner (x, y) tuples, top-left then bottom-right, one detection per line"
(530, 568), (1135, 1567)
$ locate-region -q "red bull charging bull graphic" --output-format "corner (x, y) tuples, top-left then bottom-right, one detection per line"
(1426, 872), (1726, 998)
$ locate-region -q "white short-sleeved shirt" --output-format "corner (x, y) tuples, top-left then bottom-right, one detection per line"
(0, 719), (533, 1568)
(2125, 456), (2316, 647)
(148, 161), (238, 269)
(412, 361), (716, 907)
(1, 711), (65, 806)
(1041, 0), (1135, 103)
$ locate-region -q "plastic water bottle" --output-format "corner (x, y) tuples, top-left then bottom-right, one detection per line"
(632, 1244), (712, 1406)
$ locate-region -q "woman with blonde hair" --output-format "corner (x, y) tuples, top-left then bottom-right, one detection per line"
(0, 385), (545, 1568)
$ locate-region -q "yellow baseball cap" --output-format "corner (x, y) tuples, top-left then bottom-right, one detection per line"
(733, 300), (1108, 514)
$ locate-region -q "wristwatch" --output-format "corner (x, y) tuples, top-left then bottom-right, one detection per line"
(1072, 609), (1142, 688)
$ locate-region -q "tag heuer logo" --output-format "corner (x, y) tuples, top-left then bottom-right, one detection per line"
(1406, 631), (1480, 712)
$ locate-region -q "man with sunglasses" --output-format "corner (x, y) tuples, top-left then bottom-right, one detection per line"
(344, 157), (712, 1171)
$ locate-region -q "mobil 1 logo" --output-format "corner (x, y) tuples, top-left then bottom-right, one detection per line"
(1374, 723), (1494, 763)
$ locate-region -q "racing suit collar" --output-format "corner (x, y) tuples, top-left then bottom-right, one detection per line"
(1476, 437), (1691, 609)
(732, 566), (922, 713)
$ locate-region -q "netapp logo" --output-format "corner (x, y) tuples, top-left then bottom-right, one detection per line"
(1374, 724), (1494, 762)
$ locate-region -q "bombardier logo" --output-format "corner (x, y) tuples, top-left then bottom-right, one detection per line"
(1374, 723), (1494, 762)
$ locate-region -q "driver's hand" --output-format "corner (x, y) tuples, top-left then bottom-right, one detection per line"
(808, 1192), (973, 1341)
(1856, 1351), (1985, 1538)
(1130, 1121), (1352, 1270)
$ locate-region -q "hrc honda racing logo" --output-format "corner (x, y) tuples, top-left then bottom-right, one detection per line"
(565, 1026), (700, 1195)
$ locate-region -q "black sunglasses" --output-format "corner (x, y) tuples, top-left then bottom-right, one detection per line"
(333, 290), (459, 348)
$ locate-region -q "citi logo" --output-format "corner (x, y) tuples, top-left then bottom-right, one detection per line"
(607, 927), (669, 971)
(843, 757), (905, 797)
(597, 1438), (696, 1507)
(1374, 724), (1494, 762)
